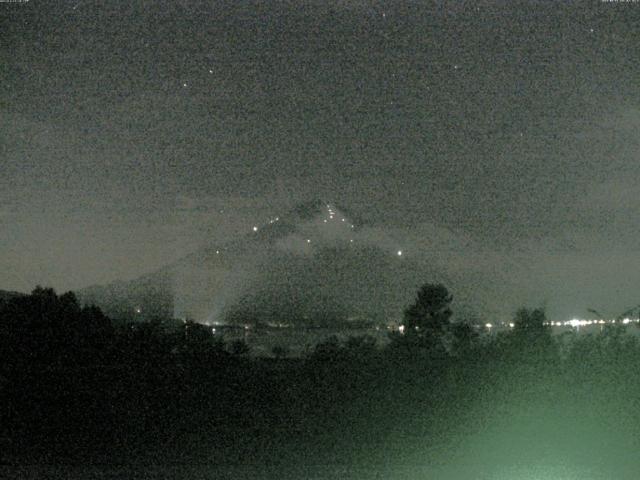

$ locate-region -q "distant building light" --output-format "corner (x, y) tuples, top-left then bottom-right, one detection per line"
(566, 319), (589, 328)
(306, 239), (311, 243)
(485, 323), (493, 329)
(397, 250), (403, 256)
(253, 226), (258, 232)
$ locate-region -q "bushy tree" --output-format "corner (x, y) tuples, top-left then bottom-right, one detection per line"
(504, 307), (558, 370)
(513, 307), (548, 335)
(0, 286), (113, 367)
(402, 283), (453, 336)
(387, 283), (453, 358)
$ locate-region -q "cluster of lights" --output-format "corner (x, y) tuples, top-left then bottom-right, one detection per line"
(483, 318), (640, 331)
(556, 318), (638, 328)
(485, 322), (515, 329)
(323, 204), (354, 229)
(211, 203), (404, 259)
(394, 317), (640, 336)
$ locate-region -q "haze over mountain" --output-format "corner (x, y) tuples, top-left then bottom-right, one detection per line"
(78, 200), (519, 326)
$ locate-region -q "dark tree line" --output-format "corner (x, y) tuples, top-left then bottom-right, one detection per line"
(2, 283), (640, 468)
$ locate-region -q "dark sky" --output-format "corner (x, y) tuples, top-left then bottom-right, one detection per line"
(2, 1), (640, 320)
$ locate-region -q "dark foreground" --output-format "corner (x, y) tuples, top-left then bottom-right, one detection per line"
(4, 288), (640, 478)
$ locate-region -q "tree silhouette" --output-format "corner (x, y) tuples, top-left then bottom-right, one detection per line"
(507, 307), (557, 368)
(402, 283), (452, 343)
(513, 307), (548, 334)
(0, 286), (115, 367)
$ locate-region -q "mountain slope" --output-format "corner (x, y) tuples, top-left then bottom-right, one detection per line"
(77, 200), (504, 324)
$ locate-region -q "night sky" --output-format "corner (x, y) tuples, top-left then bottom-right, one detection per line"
(2, 1), (640, 320)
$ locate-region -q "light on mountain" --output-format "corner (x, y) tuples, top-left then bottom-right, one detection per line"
(253, 226), (258, 232)
(397, 250), (403, 256)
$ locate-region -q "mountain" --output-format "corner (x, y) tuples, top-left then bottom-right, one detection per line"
(77, 199), (502, 325)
